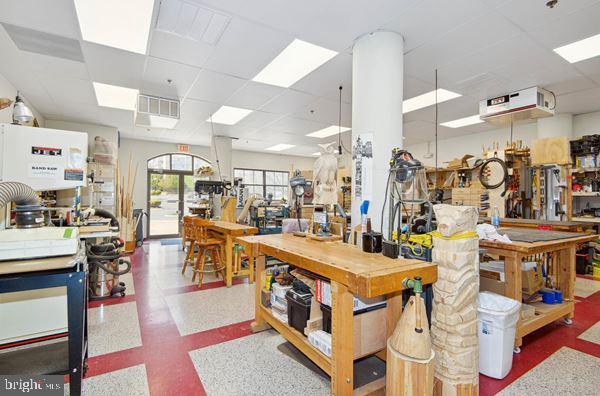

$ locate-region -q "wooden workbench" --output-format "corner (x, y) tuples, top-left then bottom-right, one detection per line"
(480, 217), (594, 232)
(207, 221), (258, 287)
(479, 229), (596, 350)
(236, 233), (437, 395)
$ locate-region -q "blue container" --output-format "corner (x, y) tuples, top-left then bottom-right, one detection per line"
(541, 290), (556, 304)
(554, 290), (563, 303)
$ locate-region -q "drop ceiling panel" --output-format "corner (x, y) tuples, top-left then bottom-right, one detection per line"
(384, 0), (490, 52)
(525, 2), (600, 50)
(202, 17), (292, 79)
(39, 77), (96, 106)
(225, 81), (284, 110)
(260, 90), (317, 114)
(0, 0), (81, 39)
(20, 51), (89, 80)
(149, 29), (214, 68)
(236, 110), (283, 129)
(404, 11), (521, 78)
(292, 97), (352, 126)
(267, 116), (329, 135)
(23, 94), (60, 116)
(247, 130), (305, 146)
(494, 0), (600, 33)
(1, 23), (84, 62)
(186, 69), (246, 102)
(555, 86), (600, 115)
(291, 53), (352, 103)
(82, 42), (146, 88)
(142, 56), (201, 99)
(176, 99), (220, 132)
(208, 124), (257, 138)
(573, 57), (600, 86)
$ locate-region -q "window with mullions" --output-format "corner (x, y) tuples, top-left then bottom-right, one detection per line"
(147, 153), (210, 173)
(234, 168), (289, 200)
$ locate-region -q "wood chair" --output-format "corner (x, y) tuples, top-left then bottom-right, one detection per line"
(181, 216), (196, 274)
(190, 217), (226, 287)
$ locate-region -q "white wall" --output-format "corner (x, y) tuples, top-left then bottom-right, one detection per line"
(407, 110), (600, 167)
(45, 119), (119, 158)
(0, 72), (44, 126)
(118, 138), (316, 209)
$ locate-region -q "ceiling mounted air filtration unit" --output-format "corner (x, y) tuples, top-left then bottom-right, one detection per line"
(135, 94), (180, 129)
(479, 86), (555, 126)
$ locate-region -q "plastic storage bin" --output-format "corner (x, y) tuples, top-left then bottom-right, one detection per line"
(477, 291), (521, 379)
(286, 290), (312, 333)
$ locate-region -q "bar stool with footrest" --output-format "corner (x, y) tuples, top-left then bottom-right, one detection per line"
(191, 217), (226, 287)
(181, 216), (196, 275)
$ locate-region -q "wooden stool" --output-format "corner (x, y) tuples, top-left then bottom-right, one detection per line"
(182, 216), (196, 274)
(191, 218), (226, 287)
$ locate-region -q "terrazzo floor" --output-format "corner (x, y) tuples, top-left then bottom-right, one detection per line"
(33, 241), (600, 395)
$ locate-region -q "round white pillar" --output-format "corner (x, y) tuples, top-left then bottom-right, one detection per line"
(351, 30), (404, 236)
(537, 113), (573, 139)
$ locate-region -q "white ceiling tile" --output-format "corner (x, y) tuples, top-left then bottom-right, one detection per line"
(202, 17), (292, 79)
(142, 57), (201, 99)
(39, 76), (96, 106)
(0, 0), (81, 39)
(556, 86), (600, 115)
(494, 0), (600, 32)
(291, 53), (352, 103)
(293, 97), (351, 126)
(404, 11), (521, 78)
(260, 89), (317, 114)
(208, 124), (258, 139)
(236, 110), (283, 129)
(186, 69), (246, 102)
(267, 116), (330, 135)
(21, 51), (89, 80)
(23, 94), (60, 116)
(384, 0), (490, 52)
(225, 81), (284, 110)
(573, 57), (600, 86)
(149, 29), (214, 68)
(177, 98), (220, 132)
(82, 42), (146, 88)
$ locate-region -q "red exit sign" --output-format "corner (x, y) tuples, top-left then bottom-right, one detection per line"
(177, 144), (189, 153)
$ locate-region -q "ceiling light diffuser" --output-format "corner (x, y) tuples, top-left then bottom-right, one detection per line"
(554, 33), (600, 63)
(265, 144), (295, 151)
(74, 0), (154, 54)
(440, 114), (483, 128)
(93, 82), (138, 111)
(306, 125), (351, 138)
(403, 89), (461, 113)
(253, 39), (338, 88)
(208, 105), (253, 125)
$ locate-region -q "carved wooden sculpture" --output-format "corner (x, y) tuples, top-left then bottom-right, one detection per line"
(431, 204), (479, 396)
(313, 142), (338, 205)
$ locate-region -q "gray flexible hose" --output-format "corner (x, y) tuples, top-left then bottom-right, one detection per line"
(0, 182), (39, 208)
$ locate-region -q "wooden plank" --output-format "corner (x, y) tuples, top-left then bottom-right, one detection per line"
(559, 246), (576, 319)
(355, 377), (385, 396)
(331, 281), (354, 395)
(251, 255), (271, 332)
(516, 302), (573, 338)
(479, 232), (596, 254)
(260, 305), (332, 375)
(531, 136), (571, 165)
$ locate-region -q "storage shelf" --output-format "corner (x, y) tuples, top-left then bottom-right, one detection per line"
(571, 167), (600, 173)
(517, 301), (573, 339)
(572, 216), (600, 223)
(572, 192), (600, 197)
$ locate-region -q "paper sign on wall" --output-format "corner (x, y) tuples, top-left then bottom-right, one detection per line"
(352, 133), (373, 201)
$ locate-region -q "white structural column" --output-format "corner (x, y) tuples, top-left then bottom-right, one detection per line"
(351, 30), (404, 236)
(537, 113), (573, 139)
(209, 135), (233, 217)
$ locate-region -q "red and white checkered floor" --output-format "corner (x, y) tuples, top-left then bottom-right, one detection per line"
(79, 241), (600, 395)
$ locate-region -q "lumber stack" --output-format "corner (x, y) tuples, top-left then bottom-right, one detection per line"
(116, 153), (138, 251)
(431, 204), (479, 395)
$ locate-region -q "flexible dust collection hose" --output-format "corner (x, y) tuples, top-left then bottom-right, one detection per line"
(0, 182), (39, 208)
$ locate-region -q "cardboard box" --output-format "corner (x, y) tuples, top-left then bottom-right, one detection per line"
(447, 155), (474, 169)
(480, 275), (506, 295)
(522, 266), (543, 295)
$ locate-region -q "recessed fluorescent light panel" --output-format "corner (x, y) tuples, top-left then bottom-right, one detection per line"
(440, 114), (483, 128)
(74, 0), (154, 54)
(208, 106), (253, 125)
(554, 33), (600, 63)
(403, 89), (461, 113)
(253, 39), (338, 87)
(266, 144), (295, 151)
(312, 152), (321, 156)
(93, 82), (139, 111)
(306, 125), (351, 138)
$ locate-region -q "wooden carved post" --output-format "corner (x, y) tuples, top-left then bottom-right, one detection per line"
(431, 204), (479, 396)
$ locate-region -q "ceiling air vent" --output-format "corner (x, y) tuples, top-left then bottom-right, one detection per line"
(135, 94), (180, 129)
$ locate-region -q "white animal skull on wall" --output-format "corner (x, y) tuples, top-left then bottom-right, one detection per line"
(313, 142), (338, 205)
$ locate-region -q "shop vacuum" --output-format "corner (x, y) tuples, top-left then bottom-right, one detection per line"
(85, 209), (131, 300)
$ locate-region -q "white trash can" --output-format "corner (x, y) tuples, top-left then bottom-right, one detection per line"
(477, 291), (521, 379)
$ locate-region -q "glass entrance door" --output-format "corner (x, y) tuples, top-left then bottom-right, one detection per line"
(148, 172), (182, 238)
